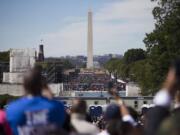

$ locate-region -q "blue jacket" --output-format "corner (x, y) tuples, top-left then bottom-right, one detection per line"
(6, 96), (65, 135)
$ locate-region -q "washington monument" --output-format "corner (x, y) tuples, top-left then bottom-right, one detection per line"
(87, 9), (93, 69)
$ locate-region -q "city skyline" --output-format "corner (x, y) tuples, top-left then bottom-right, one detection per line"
(0, 0), (155, 57)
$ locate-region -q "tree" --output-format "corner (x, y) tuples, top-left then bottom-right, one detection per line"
(129, 60), (156, 95)
(142, 0), (180, 94)
(105, 49), (146, 81)
(123, 49), (146, 64)
(105, 0), (180, 95)
(63, 59), (74, 69)
(0, 51), (9, 62)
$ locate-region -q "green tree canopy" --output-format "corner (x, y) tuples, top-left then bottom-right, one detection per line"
(0, 51), (9, 62)
(124, 49), (146, 64)
(142, 0), (180, 94)
(105, 0), (180, 95)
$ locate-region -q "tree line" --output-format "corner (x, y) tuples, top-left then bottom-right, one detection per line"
(105, 0), (180, 95)
(0, 51), (9, 62)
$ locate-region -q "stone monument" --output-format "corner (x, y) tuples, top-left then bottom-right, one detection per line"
(87, 9), (94, 69)
(3, 48), (36, 84)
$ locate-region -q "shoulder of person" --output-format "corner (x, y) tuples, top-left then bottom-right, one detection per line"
(98, 130), (109, 135)
(85, 121), (99, 132)
(50, 99), (64, 108)
(6, 97), (27, 111)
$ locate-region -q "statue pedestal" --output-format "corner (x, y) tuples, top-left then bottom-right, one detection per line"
(3, 72), (25, 84)
(3, 49), (36, 84)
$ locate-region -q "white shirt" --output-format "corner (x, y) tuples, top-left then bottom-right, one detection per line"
(153, 89), (171, 107)
(97, 130), (109, 135)
(71, 113), (99, 135)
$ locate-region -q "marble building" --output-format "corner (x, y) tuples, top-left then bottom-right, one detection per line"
(3, 48), (36, 84)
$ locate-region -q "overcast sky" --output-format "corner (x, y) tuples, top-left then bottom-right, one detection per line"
(0, 0), (156, 57)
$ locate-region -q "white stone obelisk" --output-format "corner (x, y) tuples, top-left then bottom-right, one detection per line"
(87, 9), (93, 69)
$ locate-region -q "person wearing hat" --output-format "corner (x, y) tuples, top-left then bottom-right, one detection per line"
(98, 102), (135, 135)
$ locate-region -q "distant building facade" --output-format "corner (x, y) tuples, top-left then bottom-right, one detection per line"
(3, 49), (36, 83)
(0, 62), (9, 83)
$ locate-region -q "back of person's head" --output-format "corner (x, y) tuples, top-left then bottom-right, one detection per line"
(141, 107), (148, 116)
(71, 99), (87, 115)
(104, 103), (121, 121)
(127, 106), (139, 122)
(107, 120), (133, 135)
(34, 64), (43, 72)
(34, 65), (48, 88)
(23, 67), (43, 96)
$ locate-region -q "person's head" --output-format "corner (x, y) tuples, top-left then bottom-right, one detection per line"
(104, 103), (121, 121)
(107, 120), (133, 135)
(127, 106), (139, 122)
(23, 67), (43, 96)
(141, 107), (148, 116)
(164, 59), (180, 92)
(71, 99), (87, 115)
(33, 65), (53, 99)
(34, 64), (43, 73)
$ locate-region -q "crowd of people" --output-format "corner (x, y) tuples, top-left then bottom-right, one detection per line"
(64, 73), (125, 91)
(0, 59), (180, 135)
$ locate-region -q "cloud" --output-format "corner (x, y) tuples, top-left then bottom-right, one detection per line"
(42, 0), (155, 57)
(95, 0), (154, 21)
